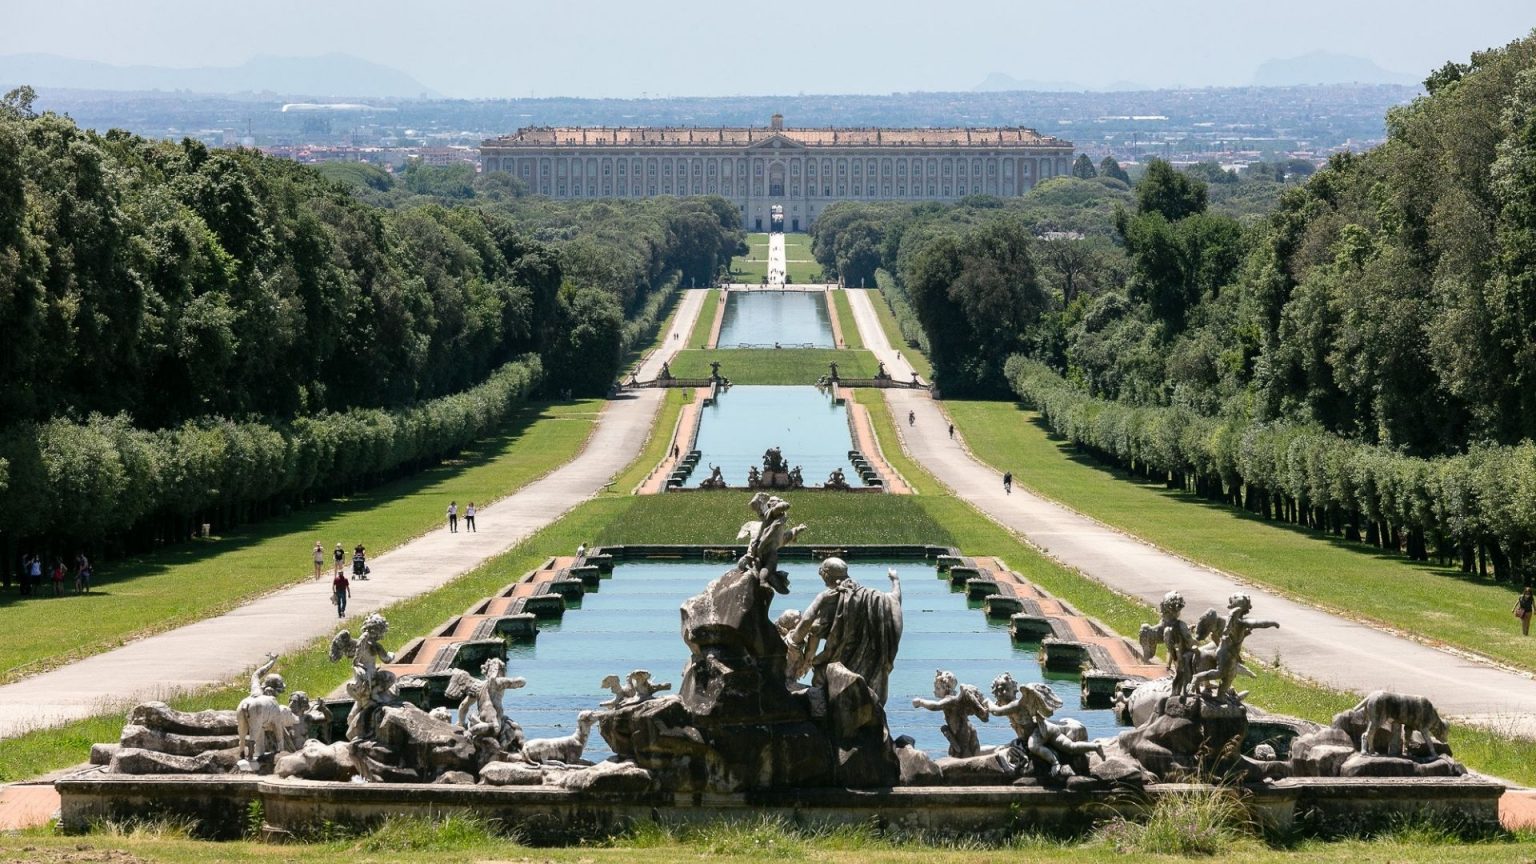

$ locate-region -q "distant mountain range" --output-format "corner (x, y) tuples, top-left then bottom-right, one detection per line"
(975, 52), (1419, 93)
(0, 53), (437, 99)
(1251, 51), (1418, 87)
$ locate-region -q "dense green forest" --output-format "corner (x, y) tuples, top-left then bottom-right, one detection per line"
(814, 33), (1536, 580)
(0, 89), (742, 558)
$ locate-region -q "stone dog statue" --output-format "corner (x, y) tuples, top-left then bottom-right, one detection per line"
(236, 654), (288, 761)
(1332, 690), (1449, 757)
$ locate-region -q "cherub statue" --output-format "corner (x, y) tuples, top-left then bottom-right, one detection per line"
(788, 465), (804, 489)
(329, 613), (399, 739)
(283, 690), (329, 748)
(986, 673), (1103, 778)
(446, 656), (527, 734)
(736, 492), (806, 595)
(776, 609), (807, 684)
(1138, 591), (1197, 695)
(1190, 593), (1278, 700)
(912, 669), (990, 758)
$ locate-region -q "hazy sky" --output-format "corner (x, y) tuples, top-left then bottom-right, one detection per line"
(5, 0), (1533, 98)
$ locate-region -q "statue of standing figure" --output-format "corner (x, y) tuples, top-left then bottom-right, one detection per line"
(1138, 591), (1198, 695)
(710, 360), (722, 381)
(986, 673), (1103, 778)
(1191, 593), (1278, 700)
(912, 669), (990, 758)
(828, 361), (840, 381)
(329, 613), (400, 740)
(789, 559), (903, 704)
(736, 492), (807, 596)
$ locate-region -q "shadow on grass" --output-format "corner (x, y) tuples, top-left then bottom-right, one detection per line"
(1017, 411), (1500, 593)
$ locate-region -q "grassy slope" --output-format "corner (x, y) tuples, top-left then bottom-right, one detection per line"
(0, 400), (601, 685)
(730, 234), (822, 283)
(669, 348), (878, 384)
(831, 290), (864, 349)
(608, 388), (693, 494)
(946, 400), (1536, 676)
(686, 288), (720, 348)
(870, 290), (934, 379)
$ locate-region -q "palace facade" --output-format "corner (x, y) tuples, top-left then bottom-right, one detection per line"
(480, 114), (1074, 231)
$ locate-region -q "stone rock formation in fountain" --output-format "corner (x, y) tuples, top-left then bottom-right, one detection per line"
(599, 494), (904, 791)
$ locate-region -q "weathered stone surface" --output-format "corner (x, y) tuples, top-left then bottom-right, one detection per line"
(1290, 727), (1353, 761)
(274, 740), (356, 781)
(126, 702), (237, 736)
(120, 724), (239, 757)
(1339, 753), (1419, 778)
(1116, 694), (1248, 781)
(678, 567), (799, 726)
(434, 770), (476, 785)
(1065, 774), (1107, 792)
(546, 760), (654, 794)
(935, 752), (1014, 785)
(90, 743), (119, 766)
(1089, 755), (1151, 788)
(109, 746), (240, 775)
(373, 703), (480, 780)
(1291, 744), (1355, 778)
(895, 739), (943, 786)
(479, 761), (545, 786)
(1339, 753), (1467, 778)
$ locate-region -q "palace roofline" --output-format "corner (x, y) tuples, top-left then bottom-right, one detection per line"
(482, 123), (1069, 150)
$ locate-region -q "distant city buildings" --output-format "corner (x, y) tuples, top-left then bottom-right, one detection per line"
(481, 114), (1075, 229)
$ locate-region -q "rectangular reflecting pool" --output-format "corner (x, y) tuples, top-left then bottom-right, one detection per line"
(690, 385), (863, 488)
(717, 290), (834, 348)
(502, 559), (1120, 760)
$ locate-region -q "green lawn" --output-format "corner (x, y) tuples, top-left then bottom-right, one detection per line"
(7, 828), (1534, 863)
(831, 290), (863, 350)
(0, 400), (602, 686)
(729, 233), (823, 283)
(668, 348), (879, 384)
(946, 400), (1536, 677)
(869, 290), (934, 379)
(687, 288), (720, 348)
(609, 388), (694, 494)
(8, 387), (1536, 791)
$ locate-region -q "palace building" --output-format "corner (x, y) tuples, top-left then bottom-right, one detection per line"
(479, 114), (1075, 231)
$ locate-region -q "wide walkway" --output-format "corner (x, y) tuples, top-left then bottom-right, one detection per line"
(845, 288), (1536, 735)
(0, 291), (708, 740)
(767, 231), (787, 285)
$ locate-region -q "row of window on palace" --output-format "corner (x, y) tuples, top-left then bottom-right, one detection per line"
(509, 179), (1024, 197)
(499, 157), (1053, 179)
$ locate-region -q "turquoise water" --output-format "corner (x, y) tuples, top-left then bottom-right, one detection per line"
(717, 290), (834, 348)
(500, 559), (1120, 759)
(690, 386), (863, 488)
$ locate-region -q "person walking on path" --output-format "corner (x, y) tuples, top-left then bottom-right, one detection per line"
(948, 423), (955, 440)
(352, 544), (368, 580)
(333, 543), (345, 576)
(1516, 587), (1535, 636)
(332, 570), (351, 618)
(465, 502), (477, 533)
(447, 501), (459, 533)
(312, 542), (324, 580)
(908, 410), (916, 427)
(1003, 471), (1013, 495)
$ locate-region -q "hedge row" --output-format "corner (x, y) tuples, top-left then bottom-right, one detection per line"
(621, 275), (682, 360)
(874, 268), (930, 354)
(1006, 357), (1536, 581)
(0, 355), (543, 547)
